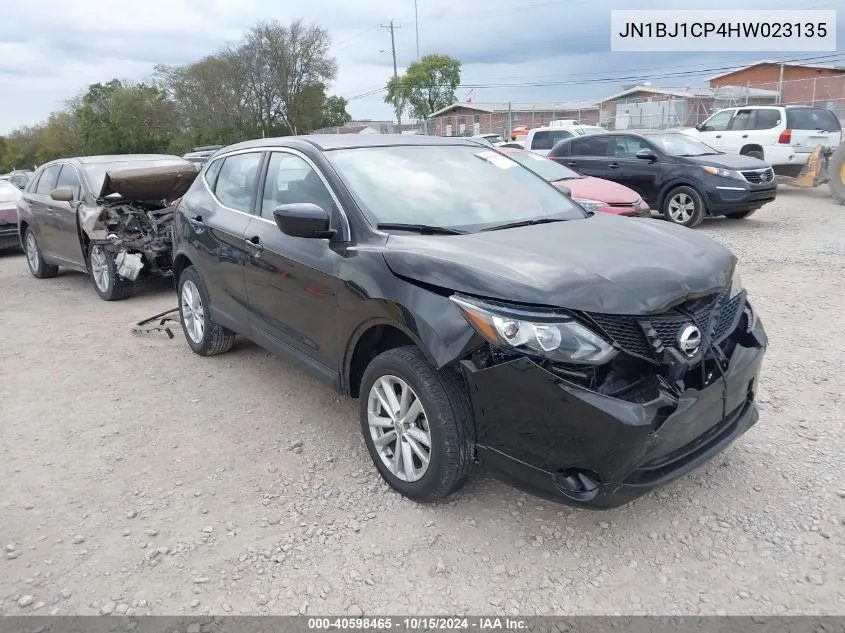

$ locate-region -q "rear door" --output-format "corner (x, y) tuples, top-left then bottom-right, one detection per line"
(49, 164), (86, 266)
(28, 164), (62, 259)
(695, 109), (736, 152)
(560, 135), (613, 178)
(786, 108), (842, 153)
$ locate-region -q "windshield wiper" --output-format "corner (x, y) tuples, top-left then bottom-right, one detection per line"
(376, 223), (466, 235)
(480, 217), (569, 232)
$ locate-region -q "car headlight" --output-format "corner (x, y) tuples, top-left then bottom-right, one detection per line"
(573, 198), (604, 213)
(450, 295), (616, 365)
(729, 263), (744, 298)
(635, 196), (650, 209)
(702, 165), (744, 181)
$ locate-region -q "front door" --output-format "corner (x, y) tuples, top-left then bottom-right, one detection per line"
(608, 135), (662, 204)
(243, 150), (343, 373)
(50, 164), (87, 266)
(695, 109), (735, 152)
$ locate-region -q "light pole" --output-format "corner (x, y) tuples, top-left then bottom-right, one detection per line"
(414, 0), (420, 60)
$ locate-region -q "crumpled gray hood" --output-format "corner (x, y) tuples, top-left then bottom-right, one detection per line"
(97, 164), (197, 201)
(382, 214), (736, 315)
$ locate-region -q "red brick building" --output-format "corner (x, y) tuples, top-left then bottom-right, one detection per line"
(708, 60), (845, 108)
(427, 102), (600, 137)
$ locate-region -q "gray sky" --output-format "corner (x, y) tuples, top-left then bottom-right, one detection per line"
(0, 0), (841, 133)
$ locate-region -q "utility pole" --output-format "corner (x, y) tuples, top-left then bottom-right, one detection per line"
(381, 19), (402, 125)
(414, 0), (420, 60)
(777, 62), (784, 103)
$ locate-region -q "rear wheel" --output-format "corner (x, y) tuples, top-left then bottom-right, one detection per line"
(358, 346), (475, 503)
(178, 266), (236, 356)
(24, 228), (59, 279)
(662, 186), (705, 228)
(89, 244), (133, 301)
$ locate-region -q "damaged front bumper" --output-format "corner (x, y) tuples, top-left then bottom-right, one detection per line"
(460, 312), (767, 509)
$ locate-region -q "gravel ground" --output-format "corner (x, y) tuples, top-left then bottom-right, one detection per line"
(1, 185), (843, 617)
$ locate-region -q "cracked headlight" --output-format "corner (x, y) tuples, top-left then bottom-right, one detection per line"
(702, 165), (744, 181)
(451, 295), (616, 365)
(729, 263), (744, 298)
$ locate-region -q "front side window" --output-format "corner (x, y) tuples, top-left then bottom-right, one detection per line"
(213, 152), (263, 213)
(612, 136), (651, 157)
(34, 165), (61, 195)
(700, 109), (734, 131)
(327, 145), (586, 232)
(55, 165), (83, 200)
(260, 153), (334, 220)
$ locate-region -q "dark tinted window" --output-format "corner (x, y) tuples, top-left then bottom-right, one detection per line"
(754, 109), (782, 130)
(570, 136), (612, 156)
(786, 108), (841, 131)
(530, 131), (552, 150)
(612, 136), (651, 157)
(34, 165), (61, 195)
(214, 152), (262, 213)
(260, 152), (334, 220)
(730, 110), (754, 130)
(55, 165), (83, 200)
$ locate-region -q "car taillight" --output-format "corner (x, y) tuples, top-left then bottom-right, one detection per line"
(778, 129), (792, 144)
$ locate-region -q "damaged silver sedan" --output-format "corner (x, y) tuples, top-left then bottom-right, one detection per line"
(16, 155), (197, 300)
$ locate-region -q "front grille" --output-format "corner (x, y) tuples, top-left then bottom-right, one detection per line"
(741, 167), (774, 184)
(583, 291), (744, 361)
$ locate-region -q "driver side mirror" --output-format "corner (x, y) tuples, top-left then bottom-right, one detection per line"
(635, 149), (657, 162)
(50, 187), (74, 202)
(272, 203), (336, 239)
(695, 123), (705, 132)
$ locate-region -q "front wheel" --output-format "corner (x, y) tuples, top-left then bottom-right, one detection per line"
(662, 186), (705, 228)
(178, 266), (236, 356)
(89, 244), (133, 301)
(359, 346), (475, 503)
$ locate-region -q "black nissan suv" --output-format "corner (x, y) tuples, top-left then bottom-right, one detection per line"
(171, 135), (767, 509)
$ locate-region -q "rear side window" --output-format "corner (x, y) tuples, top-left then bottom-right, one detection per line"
(570, 136), (612, 157)
(213, 152), (263, 213)
(729, 110), (755, 130)
(34, 165), (61, 195)
(55, 165), (83, 200)
(786, 108), (841, 131)
(530, 131), (552, 150)
(754, 110), (782, 130)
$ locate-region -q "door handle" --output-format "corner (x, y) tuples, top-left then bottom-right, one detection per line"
(715, 135), (722, 138)
(741, 134), (748, 138)
(609, 162), (620, 169)
(566, 161), (577, 167)
(187, 215), (204, 226)
(245, 236), (264, 256)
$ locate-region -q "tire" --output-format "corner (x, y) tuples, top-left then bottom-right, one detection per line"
(178, 266), (236, 356)
(89, 244), (133, 301)
(727, 209), (757, 219)
(742, 149), (764, 161)
(24, 228), (59, 279)
(828, 143), (845, 206)
(662, 186), (705, 228)
(358, 346), (475, 503)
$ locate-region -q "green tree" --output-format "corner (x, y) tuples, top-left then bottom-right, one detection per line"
(385, 54), (461, 121)
(34, 112), (80, 164)
(320, 95), (352, 128)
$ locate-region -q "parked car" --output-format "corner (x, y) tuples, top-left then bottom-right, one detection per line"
(549, 131), (777, 227)
(172, 134), (767, 509)
(498, 147), (650, 216)
(471, 133), (505, 146)
(183, 145), (224, 166)
(1, 170), (35, 190)
(499, 141), (526, 149)
(682, 106), (842, 178)
(0, 181), (23, 250)
(18, 155), (197, 300)
(524, 124), (607, 156)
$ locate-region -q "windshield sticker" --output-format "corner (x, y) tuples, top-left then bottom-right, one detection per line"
(475, 151), (517, 169)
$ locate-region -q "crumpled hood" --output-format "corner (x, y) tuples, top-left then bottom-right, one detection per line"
(382, 214), (736, 315)
(98, 164), (198, 201)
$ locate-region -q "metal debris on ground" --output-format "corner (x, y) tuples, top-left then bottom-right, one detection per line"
(131, 307), (181, 339)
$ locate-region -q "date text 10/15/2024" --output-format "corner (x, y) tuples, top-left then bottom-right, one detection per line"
(307, 617), (527, 630)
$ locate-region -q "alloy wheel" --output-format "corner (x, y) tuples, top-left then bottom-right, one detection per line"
(181, 280), (205, 344)
(367, 375), (432, 482)
(90, 246), (110, 292)
(668, 192), (695, 223)
(25, 231), (39, 273)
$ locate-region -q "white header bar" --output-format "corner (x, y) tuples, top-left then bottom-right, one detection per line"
(610, 10), (837, 52)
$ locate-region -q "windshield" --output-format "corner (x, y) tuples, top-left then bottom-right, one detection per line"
(506, 151), (583, 181)
(0, 181), (22, 202)
(83, 159), (188, 195)
(648, 134), (720, 156)
(328, 145), (587, 231)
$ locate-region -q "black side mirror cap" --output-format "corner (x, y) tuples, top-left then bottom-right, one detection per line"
(50, 187), (74, 202)
(635, 149), (657, 162)
(272, 203), (335, 239)
(695, 123), (705, 131)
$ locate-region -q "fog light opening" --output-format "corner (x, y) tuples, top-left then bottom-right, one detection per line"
(554, 468), (601, 501)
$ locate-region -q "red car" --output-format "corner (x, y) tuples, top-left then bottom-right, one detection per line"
(0, 180), (22, 251)
(499, 147), (651, 217)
